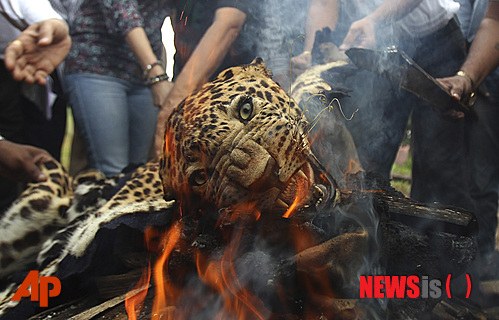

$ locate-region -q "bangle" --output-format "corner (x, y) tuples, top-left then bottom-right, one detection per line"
(145, 73), (169, 86)
(456, 70), (475, 89)
(143, 60), (164, 78)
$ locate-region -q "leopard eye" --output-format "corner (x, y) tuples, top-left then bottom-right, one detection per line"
(238, 96), (254, 122)
(189, 170), (207, 186)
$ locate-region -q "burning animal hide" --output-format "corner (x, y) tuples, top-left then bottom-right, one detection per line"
(0, 59), (479, 320)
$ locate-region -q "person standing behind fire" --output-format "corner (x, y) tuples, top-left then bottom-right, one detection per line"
(64, 0), (173, 177)
(292, 0), (475, 212)
(153, 0), (255, 157)
(440, 0), (499, 264)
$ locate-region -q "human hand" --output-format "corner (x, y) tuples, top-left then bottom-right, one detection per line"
(339, 17), (377, 50)
(437, 75), (473, 102)
(150, 79), (174, 107)
(0, 140), (53, 182)
(4, 18), (71, 85)
(437, 75), (475, 120)
(291, 51), (312, 77)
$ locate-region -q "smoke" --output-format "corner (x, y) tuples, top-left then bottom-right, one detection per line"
(239, 0), (310, 78)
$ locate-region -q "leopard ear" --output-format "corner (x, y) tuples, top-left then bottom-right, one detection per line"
(249, 57), (273, 78)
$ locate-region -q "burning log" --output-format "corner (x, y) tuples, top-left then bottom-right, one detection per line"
(431, 299), (488, 320)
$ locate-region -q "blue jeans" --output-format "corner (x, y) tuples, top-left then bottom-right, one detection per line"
(65, 73), (158, 176)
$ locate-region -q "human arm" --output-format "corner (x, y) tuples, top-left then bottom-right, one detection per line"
(126, 27), (173, 107)
(339, 0), (423, 50)
(103, 0), (171, 107)
(291, 0), (339, 76)
(438, 1), (499, 101)
(153, 6), (246, 157)
(0, 138), (52, 182)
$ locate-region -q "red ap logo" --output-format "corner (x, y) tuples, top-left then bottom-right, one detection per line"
(11, 271), (61, 307)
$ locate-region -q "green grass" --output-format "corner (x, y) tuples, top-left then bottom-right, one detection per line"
(391, 180), (411, 197)
(390, 147), (412, 197)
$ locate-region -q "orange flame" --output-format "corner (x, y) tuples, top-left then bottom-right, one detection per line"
(151, 221), (182, 319)
(217, 201), (261, 227)
(164, 128), (174, 156)
(125, 263), (151, 320)
(282, 177), (308, 219)
(344, 158), (360, 183)
(127, 201), (271, 319)
(126, 222), (182, 320)
(126, 174), (344, 318)
(196, 228), (268, 319)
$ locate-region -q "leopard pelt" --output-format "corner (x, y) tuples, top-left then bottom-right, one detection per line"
(0, 58), (359, 315)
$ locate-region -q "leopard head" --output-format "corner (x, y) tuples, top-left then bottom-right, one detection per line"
(159, 58), (337, 216)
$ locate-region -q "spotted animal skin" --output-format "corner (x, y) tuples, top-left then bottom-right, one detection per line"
(0, 161), (72, 278)
(160, 58), (316, 214)
(0, 58), (355, 315)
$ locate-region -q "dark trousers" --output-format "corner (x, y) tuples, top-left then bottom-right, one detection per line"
(466, 72), (499, 257)
(0, 63), (67, 213)
(340, 19), (474, 211)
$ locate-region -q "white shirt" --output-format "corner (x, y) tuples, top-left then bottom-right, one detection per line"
(0, 0), (62, 29)
(395, 0), (460, 38)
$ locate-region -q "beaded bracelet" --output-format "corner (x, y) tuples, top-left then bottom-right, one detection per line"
(143, 60), (164, 78)
(145, 73), (170, 86)
(0, 133), (5, 141)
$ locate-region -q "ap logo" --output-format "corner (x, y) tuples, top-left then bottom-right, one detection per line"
(11, 271), (61, 307)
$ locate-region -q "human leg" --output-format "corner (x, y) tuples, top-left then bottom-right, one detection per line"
(126, 85), (158, 165)
(410, 103), (473, 210)
(64, 74), (130, 176)
(21, 95), (66, 161)
(0, 62), (25, 212)
(408, 18), (473, 210)
(467, 75), (499, 257)
(342, 71), (411, 180)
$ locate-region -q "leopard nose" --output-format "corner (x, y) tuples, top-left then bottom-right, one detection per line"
(248, 155), (280, 192)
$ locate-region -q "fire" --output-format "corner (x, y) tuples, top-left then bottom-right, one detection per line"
(125, 166), (347, 319)
(344, 158), (361, 184)
(195, 228), (269, 320)
(218, 201), (261, 226)
(126, 203), (270, 319)
(163, 128), (174, 156)
(282, 173), (309, 219)
(125, 263), (151, 320)
(152, 221), (182, 319)
(125, 222), (182, 320)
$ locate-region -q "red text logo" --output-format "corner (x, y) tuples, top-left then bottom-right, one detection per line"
(359, 275), (471, 299)
(11, 271), (61, 307)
